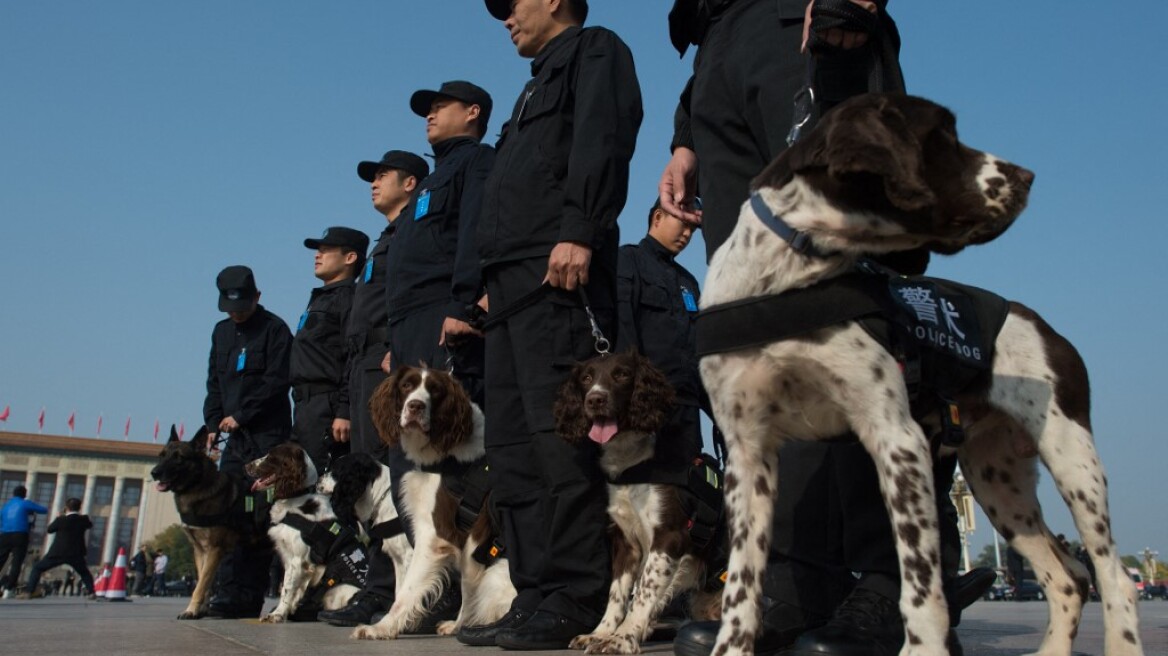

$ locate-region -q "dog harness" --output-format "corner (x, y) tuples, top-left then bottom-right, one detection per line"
(609, 454), (730, 586)
(419, 456), (507, 566)
(179, 482), (276, 533)
(276, 513), (369, 590)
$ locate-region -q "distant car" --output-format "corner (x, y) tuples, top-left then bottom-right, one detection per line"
(163, 579), (192, 597)
(984, 583), (1012, 601)
(1012, 580), (1045, 601)
(1142, 583), (1167, 601)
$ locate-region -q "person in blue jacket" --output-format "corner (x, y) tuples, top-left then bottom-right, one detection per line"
(0, 485), (48, 593)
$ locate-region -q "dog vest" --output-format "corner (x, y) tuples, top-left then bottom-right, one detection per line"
(609, 453), (730, 586)
(179, 482), (275, 534)
(419, 457), (506, 566)
(277, 513), (369, 590)
(695, 268), (1010, 442)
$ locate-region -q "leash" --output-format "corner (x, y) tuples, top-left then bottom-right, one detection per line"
(475, 282), (611, 355)
(576, 287), (611, 355)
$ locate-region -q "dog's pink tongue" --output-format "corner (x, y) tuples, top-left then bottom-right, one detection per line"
(589, 419), (619, 444)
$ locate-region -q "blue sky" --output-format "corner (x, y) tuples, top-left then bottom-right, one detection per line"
(2, 2), (1166, 562)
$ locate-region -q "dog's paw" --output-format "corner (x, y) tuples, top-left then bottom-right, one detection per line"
(435, 620), (458, 636)
(569, 633), (599, 650)
(585, 634), (641, 655)
(176, 611), (204, 620)
(351, 624), (397, 641)
(260, 613), (286, 624)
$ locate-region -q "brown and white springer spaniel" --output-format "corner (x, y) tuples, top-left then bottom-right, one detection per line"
(355, 364), (515, 640)
(245, 443), (361, 623)
(700, 93), (1142, 656)
(555, 351), (722, 654)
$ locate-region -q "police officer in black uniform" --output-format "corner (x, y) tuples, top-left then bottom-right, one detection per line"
(290, 226), (369, 473)
(318, 151), (428, 627)
(386, 80), (494, 404)
(615, 199), (706, 468)
(461, 0), (642, 650)
(203, 265), (292, 618)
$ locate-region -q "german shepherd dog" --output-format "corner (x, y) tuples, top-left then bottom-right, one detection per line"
(151, 425), (268, 619)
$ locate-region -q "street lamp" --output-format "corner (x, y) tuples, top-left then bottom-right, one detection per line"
(1141, 547), (1159, 584)
(950, 471), (975, 572)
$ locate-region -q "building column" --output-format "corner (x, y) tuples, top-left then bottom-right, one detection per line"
(101, 476), (126, 564)
(49, 472), (67, 515)
(81, 475), (96, 515)
(132, 478), (150, 552)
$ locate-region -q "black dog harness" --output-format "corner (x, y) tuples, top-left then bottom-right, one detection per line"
(610, 454), (730, 586)
(179, 482), (276, 533)
(276, 513), (369, 590)
(418, 456), (506, 566)
(695, 197), (1011, 443)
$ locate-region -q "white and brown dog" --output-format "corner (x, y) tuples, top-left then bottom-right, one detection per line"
(554, 351), (723, 654)
(245, 442), (363, 623)
(700, 93), (1142, 656)
(354, 364), (515, 640)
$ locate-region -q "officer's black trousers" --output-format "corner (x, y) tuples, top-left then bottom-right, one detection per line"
(483, 256), (616, 626)
(291, 391), (338, 474)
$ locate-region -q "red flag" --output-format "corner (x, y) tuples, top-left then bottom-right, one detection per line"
(97, 414), (103, 437)
(38, 408), (45, 431)
(124, 416), (131, 438)
(177, 422), (186, 440)
(153, 419), (160, 442)
(0, 405), (9, 421)
(67, 411), (76, 434)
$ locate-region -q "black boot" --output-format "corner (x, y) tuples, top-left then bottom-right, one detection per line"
(407, 583), (462, 634)
(673, 601), (827, 656)
(495, 610), (593, 650)
(317, 594), (387, 627)
(945, 567), (996, 627)
(457, 607), (533, 646)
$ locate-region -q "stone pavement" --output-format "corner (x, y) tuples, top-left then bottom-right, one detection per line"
(0, 595), (1165, 655)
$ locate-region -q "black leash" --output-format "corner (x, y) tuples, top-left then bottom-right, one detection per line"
(475, 282), (612, 356)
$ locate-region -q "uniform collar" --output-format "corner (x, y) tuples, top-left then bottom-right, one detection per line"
(431, 136), (478, 162)
(532, 25), (581, 76)
(642, 235), (678, 262)
(313, 279), (352, 295)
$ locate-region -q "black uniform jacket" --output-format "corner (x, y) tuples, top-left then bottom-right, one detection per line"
(479, 26), (643, 267)
(291, 279), (355, 419)
(44, 513), (92, 559)
(204, 305), (293, 435)
(346, 223), (394, 351)
(387, 137), (495, 322)
(616, 236), (704, 407)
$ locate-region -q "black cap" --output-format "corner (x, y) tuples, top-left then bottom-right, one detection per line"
(357, 150), (429, 183)
(485, 0), (587, 21)
(484, 0), (510, 20)
(303, 226), (370, 253)
(216, 265), (258, 312)
(409, 80), (493, 127)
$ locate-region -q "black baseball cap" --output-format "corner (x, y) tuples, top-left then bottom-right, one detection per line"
(303, 226), (370, 253)
(409, 80), (493, 127)
(485, 0), (587, 21)
(216, 265), (258, 312)
(357, 150), (429, 183)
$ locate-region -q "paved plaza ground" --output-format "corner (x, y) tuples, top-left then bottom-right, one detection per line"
(1, 594), (1165, 655)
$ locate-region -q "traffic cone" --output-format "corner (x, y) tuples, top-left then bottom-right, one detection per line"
(93, 566), (109, 597)
(104, 548), (130, 601)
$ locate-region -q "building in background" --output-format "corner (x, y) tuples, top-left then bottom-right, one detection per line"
(0, 431), (179, 569)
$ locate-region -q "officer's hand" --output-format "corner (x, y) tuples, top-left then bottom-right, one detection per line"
(205, 432), (218, 452)
(219, 416), (239, 433)
(440, 317), (482, 347)
(545, 242), (592, 291)
(659, 147), (701, 224)
(476, 294), (488, 313)
(331, 418), (351, 444)
(801, 0), (877, 53)
(380, 351), (392, 374)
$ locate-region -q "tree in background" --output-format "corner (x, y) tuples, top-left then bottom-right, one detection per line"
(147, 525), (195, 578)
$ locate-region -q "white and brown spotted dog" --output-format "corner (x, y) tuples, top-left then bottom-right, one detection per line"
(245, 443), (362, 623)
(554, 351), (722, 655)
(353, 364), (515, 640)
(700, 93), (1142, 656)
(316, 452), (413, 601)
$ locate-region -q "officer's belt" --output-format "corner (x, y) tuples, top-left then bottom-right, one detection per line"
(292, 383), (337, 402)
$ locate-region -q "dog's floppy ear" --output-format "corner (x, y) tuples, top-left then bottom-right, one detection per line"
(822, 96), (935, 212)
(553, 361), (590, 443)
(369, 370), (404, 447)
(432, 375), (474, 452)
(626, 352), (675, 435)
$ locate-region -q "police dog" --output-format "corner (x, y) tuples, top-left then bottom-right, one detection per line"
(151, 425), (267, 620)
(699, 93), (1142, 656)
(246, 442), (364, 623)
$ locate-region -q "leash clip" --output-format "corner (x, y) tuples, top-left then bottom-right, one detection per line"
(577, 287), (611, 355)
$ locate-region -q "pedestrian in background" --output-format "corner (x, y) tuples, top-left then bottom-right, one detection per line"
(1, 485), (48, 596)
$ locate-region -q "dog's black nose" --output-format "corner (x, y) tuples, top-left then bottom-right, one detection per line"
(586, 391), (608, 412)
(406, 400), (426, 414)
